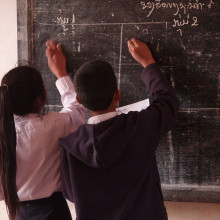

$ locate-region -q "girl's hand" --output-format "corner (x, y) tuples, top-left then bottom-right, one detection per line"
(46, 40), (68, 78)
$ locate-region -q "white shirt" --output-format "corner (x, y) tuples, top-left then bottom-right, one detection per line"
(87, 111), (118, 124)
(0, 76), (86, 201)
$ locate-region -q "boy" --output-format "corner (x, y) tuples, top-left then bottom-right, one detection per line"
(59, 38), (179, 220)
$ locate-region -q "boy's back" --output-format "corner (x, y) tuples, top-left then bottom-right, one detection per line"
(60, 62), (179, 220)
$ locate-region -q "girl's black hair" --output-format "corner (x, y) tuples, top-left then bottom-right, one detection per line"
(0, 66), (46, 220)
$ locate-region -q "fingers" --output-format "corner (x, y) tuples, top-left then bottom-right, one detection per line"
(128, 45), (133, 54)
(127, 39), (134, 47)
(130, 38), (140, 46)
(128, 38), (140, 46)
(46, 48), (51, 57)
(45, 40), (67, 78)
(127, 38), (143, 52)
(46, 40), (50, 48)
(46, 39), (57, 49)
(57, 43), (62, 53)
(46, 48), (54, 58)
(46, 40), (60, 51)
(127, 42), (133, 53)
(126, 38), (155, 67)
(46, 40), (63, 58)
(51, 41), (58, 52)
(127, 39), (135, 51)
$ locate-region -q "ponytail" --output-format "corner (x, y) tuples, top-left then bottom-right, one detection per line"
(0, 85), (19, 220)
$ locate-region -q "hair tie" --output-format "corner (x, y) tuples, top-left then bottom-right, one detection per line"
(2, 84), (8, 89)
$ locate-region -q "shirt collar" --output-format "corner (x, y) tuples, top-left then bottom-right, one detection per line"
(88, 111), (118, 124)
(14, 113), (39, 122)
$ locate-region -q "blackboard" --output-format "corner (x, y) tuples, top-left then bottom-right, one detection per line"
(17, 0), (220, 203)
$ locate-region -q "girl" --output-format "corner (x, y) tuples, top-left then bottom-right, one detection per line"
(0, 40), (86, 220)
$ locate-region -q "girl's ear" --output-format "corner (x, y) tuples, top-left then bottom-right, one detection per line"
(34, 95), (45, 113)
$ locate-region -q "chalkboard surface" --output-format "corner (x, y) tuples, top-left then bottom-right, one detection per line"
(18, 0), (220, 202)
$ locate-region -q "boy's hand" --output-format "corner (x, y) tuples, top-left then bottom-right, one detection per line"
(127, 38), (155, 68)
(46, 40), (68, 78)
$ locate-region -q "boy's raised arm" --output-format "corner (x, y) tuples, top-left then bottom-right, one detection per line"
(128, 38), (179, 140)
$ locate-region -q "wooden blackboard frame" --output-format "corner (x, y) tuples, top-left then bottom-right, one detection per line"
(17, 0), (220, 203)
(17, 0), (33, 64)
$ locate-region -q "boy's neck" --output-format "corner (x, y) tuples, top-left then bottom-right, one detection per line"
(90, 107), (116, 117)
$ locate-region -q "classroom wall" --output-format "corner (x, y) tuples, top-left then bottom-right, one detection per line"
(0, 0), (17, 81)
(0, 1), (220, 219)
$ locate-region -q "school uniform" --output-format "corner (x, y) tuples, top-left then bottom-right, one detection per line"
(59, 64), (179, 220)
(0, 76), (86, 220)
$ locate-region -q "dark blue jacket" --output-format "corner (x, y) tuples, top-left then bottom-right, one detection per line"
(60, 64), (179, 220)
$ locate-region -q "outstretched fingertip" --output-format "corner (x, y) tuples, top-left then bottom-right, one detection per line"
(127, 39), (134, 47)
(46, 40), (51, 47)
(57, 43), (62, 52)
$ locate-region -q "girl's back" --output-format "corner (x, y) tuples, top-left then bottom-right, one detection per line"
(0, 40), (86, 220)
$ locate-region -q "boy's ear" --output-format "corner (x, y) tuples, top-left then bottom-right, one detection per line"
(112, 89), (121, 108)
(76, 95), (82, 104)
(114, 89), (121, 101)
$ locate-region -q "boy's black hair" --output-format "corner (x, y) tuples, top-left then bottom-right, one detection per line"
(74, 60), (117, 111)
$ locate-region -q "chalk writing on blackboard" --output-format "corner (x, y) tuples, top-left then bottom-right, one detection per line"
(140, 0), (215, 36)
(47, 0), (216, 38)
